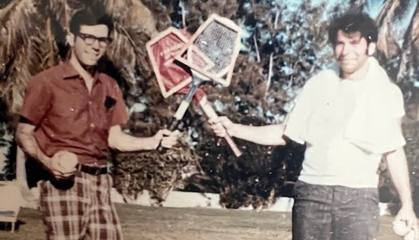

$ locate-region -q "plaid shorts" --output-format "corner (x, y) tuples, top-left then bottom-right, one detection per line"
(38, 171), (123, 240)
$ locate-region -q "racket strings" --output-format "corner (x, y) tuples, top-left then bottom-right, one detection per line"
(194, 21), (238, 74)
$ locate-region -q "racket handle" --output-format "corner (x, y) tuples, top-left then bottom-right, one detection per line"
(223, 133), (242, 157)
(157, 118), (180, 153)
(199, 97), (242, 157)
(158, 99), (190, 152)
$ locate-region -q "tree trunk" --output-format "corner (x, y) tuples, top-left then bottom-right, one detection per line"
(375, 0), (400, 59)
(396, 1), (419, 83)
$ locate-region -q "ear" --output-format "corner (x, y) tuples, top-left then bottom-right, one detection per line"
(367, 42), (376, 56)
(66, 33), (75, 47)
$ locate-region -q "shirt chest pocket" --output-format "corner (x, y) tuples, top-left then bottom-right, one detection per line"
(96, 96), (116, 129)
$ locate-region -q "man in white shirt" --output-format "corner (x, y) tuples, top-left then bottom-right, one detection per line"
(210, 11), (417, 240)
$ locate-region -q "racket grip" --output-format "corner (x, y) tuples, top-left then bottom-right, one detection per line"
(158, 100), (190, 152)
(157, 118), (180, 152)
(223, 134), (243, 157)
(199, 97), (242, 157)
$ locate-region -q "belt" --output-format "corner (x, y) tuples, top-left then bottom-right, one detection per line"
(77, 164), (108, 175)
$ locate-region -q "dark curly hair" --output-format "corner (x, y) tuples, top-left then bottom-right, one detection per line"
(328, 10), (378, 45)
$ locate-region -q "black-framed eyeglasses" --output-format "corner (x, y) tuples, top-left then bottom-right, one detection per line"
(77, 33), (112, 47)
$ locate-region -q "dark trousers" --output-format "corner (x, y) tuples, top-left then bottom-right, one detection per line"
(292, 180), (379, 240)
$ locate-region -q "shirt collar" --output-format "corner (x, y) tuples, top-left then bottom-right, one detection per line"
(62, 61), (102, 83)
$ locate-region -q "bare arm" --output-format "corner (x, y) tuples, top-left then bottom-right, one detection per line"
(385, 147), (413, 208)
(230, 124), (285, 145)
(386, 118), (413, 209)
(16, 119), (78, 179)
(385, 119), (417, 232)
(108, 125), (179, 151)
(15, 121), (51, 167)
(210, 117), (285, 146)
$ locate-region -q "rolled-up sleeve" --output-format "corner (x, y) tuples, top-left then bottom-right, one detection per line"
(19, 74), (53, 125)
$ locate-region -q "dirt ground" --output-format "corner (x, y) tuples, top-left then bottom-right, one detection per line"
(0, 204), (404, 240)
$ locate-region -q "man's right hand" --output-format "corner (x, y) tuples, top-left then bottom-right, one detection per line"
(153, 129), (181, 150)
(46, 151), (78, 179)
(209, 116), (235, 137)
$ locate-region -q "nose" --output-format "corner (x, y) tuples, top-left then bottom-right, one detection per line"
(341, 43), (352, 56)
(91, 39), (100, 50)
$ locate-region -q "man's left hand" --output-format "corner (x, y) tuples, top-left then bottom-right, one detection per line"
(159, 129), (180, 149)
(395, 205), (418, 240)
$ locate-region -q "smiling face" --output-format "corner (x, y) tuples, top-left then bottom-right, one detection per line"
(69, 24), (109, 66)
(334, 30), (374, 78)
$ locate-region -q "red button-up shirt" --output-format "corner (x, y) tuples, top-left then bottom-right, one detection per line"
(19, 61), (129, 165)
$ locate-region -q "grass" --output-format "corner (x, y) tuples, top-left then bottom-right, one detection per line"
(0, 204), (403, 240)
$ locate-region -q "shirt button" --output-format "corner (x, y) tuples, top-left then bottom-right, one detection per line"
(90, 123), (95, 128)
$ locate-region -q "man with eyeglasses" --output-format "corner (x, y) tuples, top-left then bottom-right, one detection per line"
(16, 7), (179, 240)
(77, 32), (112, 48)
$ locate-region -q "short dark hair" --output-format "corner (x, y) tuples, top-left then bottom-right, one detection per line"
(328, 10), (378, 45)
(69, 7), (113, 36)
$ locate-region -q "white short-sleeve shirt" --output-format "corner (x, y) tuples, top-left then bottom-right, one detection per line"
(284, 70), (405, 188)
